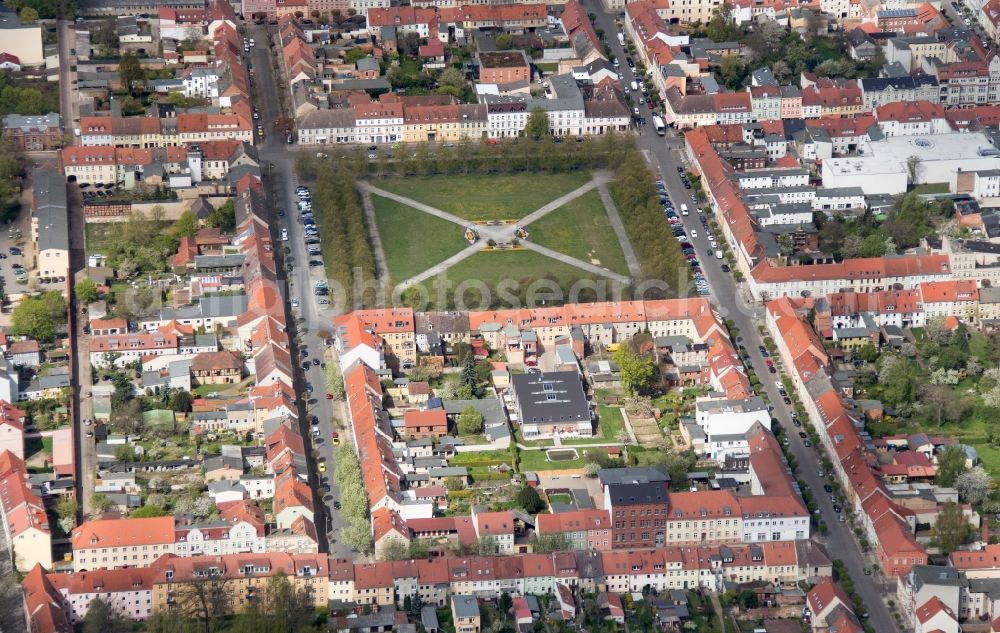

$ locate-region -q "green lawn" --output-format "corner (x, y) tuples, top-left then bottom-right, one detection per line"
(518, 448), (585, 472)
(407, 248), (625, 309)
(374, 172), (592, 221)
(193, 383), (233, 398)
(546, 493), (573, 505)
(597, 405), (625, 441)
(527, 190), (630, 276)
(912, 183), (950, 194)
(370, 194), (467, 284)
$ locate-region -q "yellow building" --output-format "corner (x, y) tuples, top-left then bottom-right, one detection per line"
(151, 552), (329, 613)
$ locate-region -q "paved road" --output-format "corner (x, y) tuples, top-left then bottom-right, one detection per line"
(246, 24), (354, 558)
(56, 20), (79, 134)
(581, 1), (898, 630)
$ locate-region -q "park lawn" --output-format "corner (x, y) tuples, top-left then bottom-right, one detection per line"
(370, 194), (466, 285)
(85, 221), (173, 257)
(407, 249), (624, 309)
(527, 190), (630, 276)
(375, 172), (592, 221)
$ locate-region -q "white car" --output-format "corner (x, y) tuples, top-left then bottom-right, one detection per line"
(691, 229), (698, 238)
(281, 228), (289, 241)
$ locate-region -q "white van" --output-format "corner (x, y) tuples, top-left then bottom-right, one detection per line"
(715, 250), (723, 259)
(680, 204), (689, 216)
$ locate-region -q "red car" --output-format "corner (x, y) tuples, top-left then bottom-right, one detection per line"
(765, 359), (774, 367)
(325, 393), (334, 399)
(331, 431), (339, 438)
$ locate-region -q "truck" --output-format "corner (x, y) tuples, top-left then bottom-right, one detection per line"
(652, 114), (665, 136)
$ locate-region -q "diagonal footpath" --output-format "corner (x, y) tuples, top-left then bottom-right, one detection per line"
(359, 189), (389, 282)
(364, 174), (632, 286)
(398, 244), (482, 288)
(596, 180), (642, 278)
(516, 174), (607, 226)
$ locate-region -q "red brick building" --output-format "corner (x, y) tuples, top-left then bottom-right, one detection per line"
(477, 50), (530, 85)
(3, 113), (63, 151)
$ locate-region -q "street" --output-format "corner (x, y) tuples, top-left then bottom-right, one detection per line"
(580, 1), (898, 631)
(245, 24), (353, 558)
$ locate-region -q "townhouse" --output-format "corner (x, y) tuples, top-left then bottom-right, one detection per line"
(70, 516), (177, 572)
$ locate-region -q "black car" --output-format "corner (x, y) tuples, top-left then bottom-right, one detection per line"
(333, 501), (341, 509)
(798, 431), (807, 439)
(824, 484), (833, 493)
(312, 358), (320, 366)
(720, 264), (730, 272)
(783, 396), (792, 405)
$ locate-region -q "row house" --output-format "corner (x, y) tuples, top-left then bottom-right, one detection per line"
(0, 450), (52, 572)
(767, 298), (929, 578)
(26, 541), (832, 629)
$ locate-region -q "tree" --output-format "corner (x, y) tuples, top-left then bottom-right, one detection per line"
(378, 538), (410, 561)
(515, 485), (545, 513)
(55, 495), (78, 521)
(171, 575), (235, 633)
(75, 278), (100, 305)
(113, 444), (137, 462)
(118, 52), (145, 96)
(856, 344), (879, 363)
(476, 535), (499, 555)
(131, 505), (167, 518)
(18, 6), (39, 22)
(718, 55), (748, 90)
(777, 233), (794, 257)
(110, 398), (144, 435)
(906, 155), (922, 183)
(706, 4), (737, 41)
(172, 210), (200, 238)
(956, 467), (993, 505)
(934, 445), (965, 488)
(737, 590), (758, 610)
(89, 493), (114, 515)
(613, 344), (655, 396)
(344, 48), (368, 64)
(12, 291), (66, 343)
(495, 33), (514, 49)
(499, 591), (513, 621)
(458, 405), (484, 435)
(204, 199), (235, 231)
(438, 67), (466, 91)
(170, 390), (193, 413)
(524, 107), (550, 139)
(83, 597), (130, 633)
(325, 363), (345, 400)
(530, 532), (569, 554)
(932, 501), (972, 554)
(460, 352), (479, 397)
(444, 476), (464, 491)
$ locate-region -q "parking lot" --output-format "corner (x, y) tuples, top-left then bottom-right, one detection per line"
(0, 197), (36, 304)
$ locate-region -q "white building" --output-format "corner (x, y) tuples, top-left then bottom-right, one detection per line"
(821, 132), (1000, 196)
(173, 519), (265, 557)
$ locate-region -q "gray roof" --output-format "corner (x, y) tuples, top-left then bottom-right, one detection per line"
(452, 595), (480, 619)
(598, 466), (670, 486)
(910, 564), (962, 590)
(33, 167), (69, 253)
(3, 113), (61, 132)
(510, 371), (589, 426)
(428, 467), (468, 477)
(160, 294), (249, 321)
(442, 398), (507, 427)
(421, 606), (439, 630)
